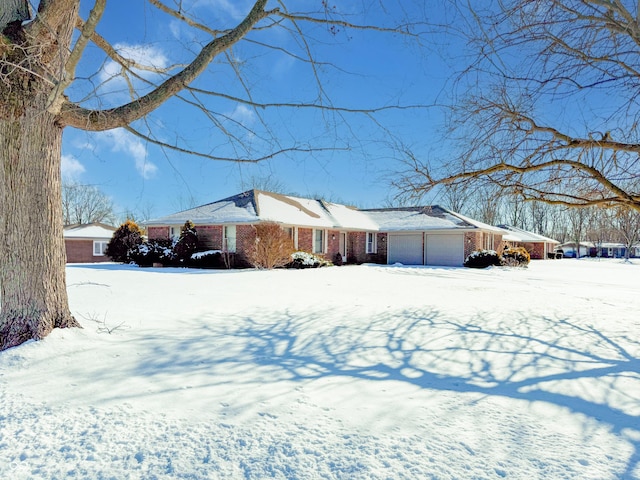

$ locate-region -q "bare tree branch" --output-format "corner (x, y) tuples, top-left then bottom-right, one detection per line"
(58, 0), (272, 130)
(396, 0), (640, 213)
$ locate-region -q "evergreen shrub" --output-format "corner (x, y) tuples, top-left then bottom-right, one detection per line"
(105, 220), (144, 263)
(288, 251), (332, 269)
(130, 239), (176, 267)
(464, 249), (502, 269)
(189, 250), (226, 269)
(174, 220), (198, 262)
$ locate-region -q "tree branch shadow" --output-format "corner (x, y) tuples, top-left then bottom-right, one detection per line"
(121, 307), (640, 477)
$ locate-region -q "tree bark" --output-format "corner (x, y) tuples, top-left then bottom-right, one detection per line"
(0, 2), (80, 350)
(0, 100), (80, 350)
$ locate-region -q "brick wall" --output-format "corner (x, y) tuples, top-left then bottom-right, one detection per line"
(235, 224), (256, 266)
(196, 225), (223, 250)
(297, 228), (313, 252)
(503, 241), (544, 259)
(377, 233), (388, 261)
(325, 230), (341, 262)
(65, 240), (111, 263)
(464, 232), (482, 259)
(347, 231), (385, 264)
(148, 226), (169, 241)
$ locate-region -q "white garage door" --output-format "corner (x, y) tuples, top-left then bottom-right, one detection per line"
(425, 234), (464, 266)
(388, 234), (423, 265)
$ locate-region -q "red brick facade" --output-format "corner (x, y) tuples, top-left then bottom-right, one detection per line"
(148, 226), (169, 241)
(347, 231), (386, 264)
(197, 225), (223, 250)
(297, 228), (313, 252)
(464, 232), (504, 261)
(501, 241), (545, 259)
(147, 221), (504, 267)
(65, 239), (111, 263)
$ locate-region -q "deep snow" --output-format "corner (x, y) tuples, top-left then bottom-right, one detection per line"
(1, 259), (639, 479)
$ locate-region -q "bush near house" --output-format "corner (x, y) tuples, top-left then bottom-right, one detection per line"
(174, 220), (198, 263)
(248, 222), (295, 269)
(288, 251), (333, 269)
(464, 246), (532, 269)
(129, 239), (176, 267)
(106, 220), (144, 263)
(502, 246), (530, 267)
(189, 250), (227, 269)
(464, 249), (502, 269)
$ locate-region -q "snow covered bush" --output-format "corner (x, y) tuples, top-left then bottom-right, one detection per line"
(130, 240), (176, 267)
(464, 249), (502, 269)
(502, 246), (530, 267)
(248, 222), (295, 269)
(105, 220), (143, 263)
(288, 251), (332, 269)
(174, 220), (198, 263)
(189, 250), (225, 269)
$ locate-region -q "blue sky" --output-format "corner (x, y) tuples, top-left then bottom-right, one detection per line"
(61, 1), (454, 220)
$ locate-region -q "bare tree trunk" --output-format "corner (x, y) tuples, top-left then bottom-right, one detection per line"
(0, 98), (80, 350)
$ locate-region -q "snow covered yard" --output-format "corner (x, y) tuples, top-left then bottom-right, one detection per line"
(1, 259), (639, 479)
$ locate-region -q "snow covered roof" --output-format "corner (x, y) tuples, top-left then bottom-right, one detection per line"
(498, 225), (560, 244)
(145, 191), (501, 233)
(363, 206), (505, 233)
(63, 223), (116, 240)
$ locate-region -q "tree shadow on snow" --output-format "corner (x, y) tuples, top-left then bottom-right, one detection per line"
(130, 307), (640, 477)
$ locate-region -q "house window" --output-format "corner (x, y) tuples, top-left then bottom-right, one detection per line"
(283, 226), (298, 249)
(169, 225), (181, 240)
(93, 241), (108, 256)
(483, 233), (494, 250)
(366, 232), (377, 254)
(313, 229), (325, 254)
(224, 225), (237, 252)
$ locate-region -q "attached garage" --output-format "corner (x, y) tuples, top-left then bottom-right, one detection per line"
(388, 232), (464, 266)
(388, 233), (423, 265)
(425, 234), (464, 267)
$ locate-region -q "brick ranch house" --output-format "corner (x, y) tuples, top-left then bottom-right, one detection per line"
(64, 223), (116, 263)
(144, 190), (506, 267)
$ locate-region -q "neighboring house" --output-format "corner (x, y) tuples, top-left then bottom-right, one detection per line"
(64, 223), (116, 263)
(557, 241), (640, 259)
(144, 190), (504, 267)
(498, 225), (560, 259)
(593, 242), (640, 259)
(557, 241), (596, 258)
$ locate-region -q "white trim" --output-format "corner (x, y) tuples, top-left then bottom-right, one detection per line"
(93, 240), (108, 256)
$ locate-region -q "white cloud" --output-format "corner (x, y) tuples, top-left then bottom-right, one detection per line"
(61, 154), (85, 180)
(188, 0), (246, 20)
(99, 43), (169, 86)
(105, 129), (158, 179)
(229, 104), (256, 127)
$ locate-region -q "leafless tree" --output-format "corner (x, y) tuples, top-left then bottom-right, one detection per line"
(62, 181), (115, 225)
(0, 1), (428, 349)
(396, 0), (640, 212)
(611, 206), (640, 259)
(566, 207), (592, 257)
